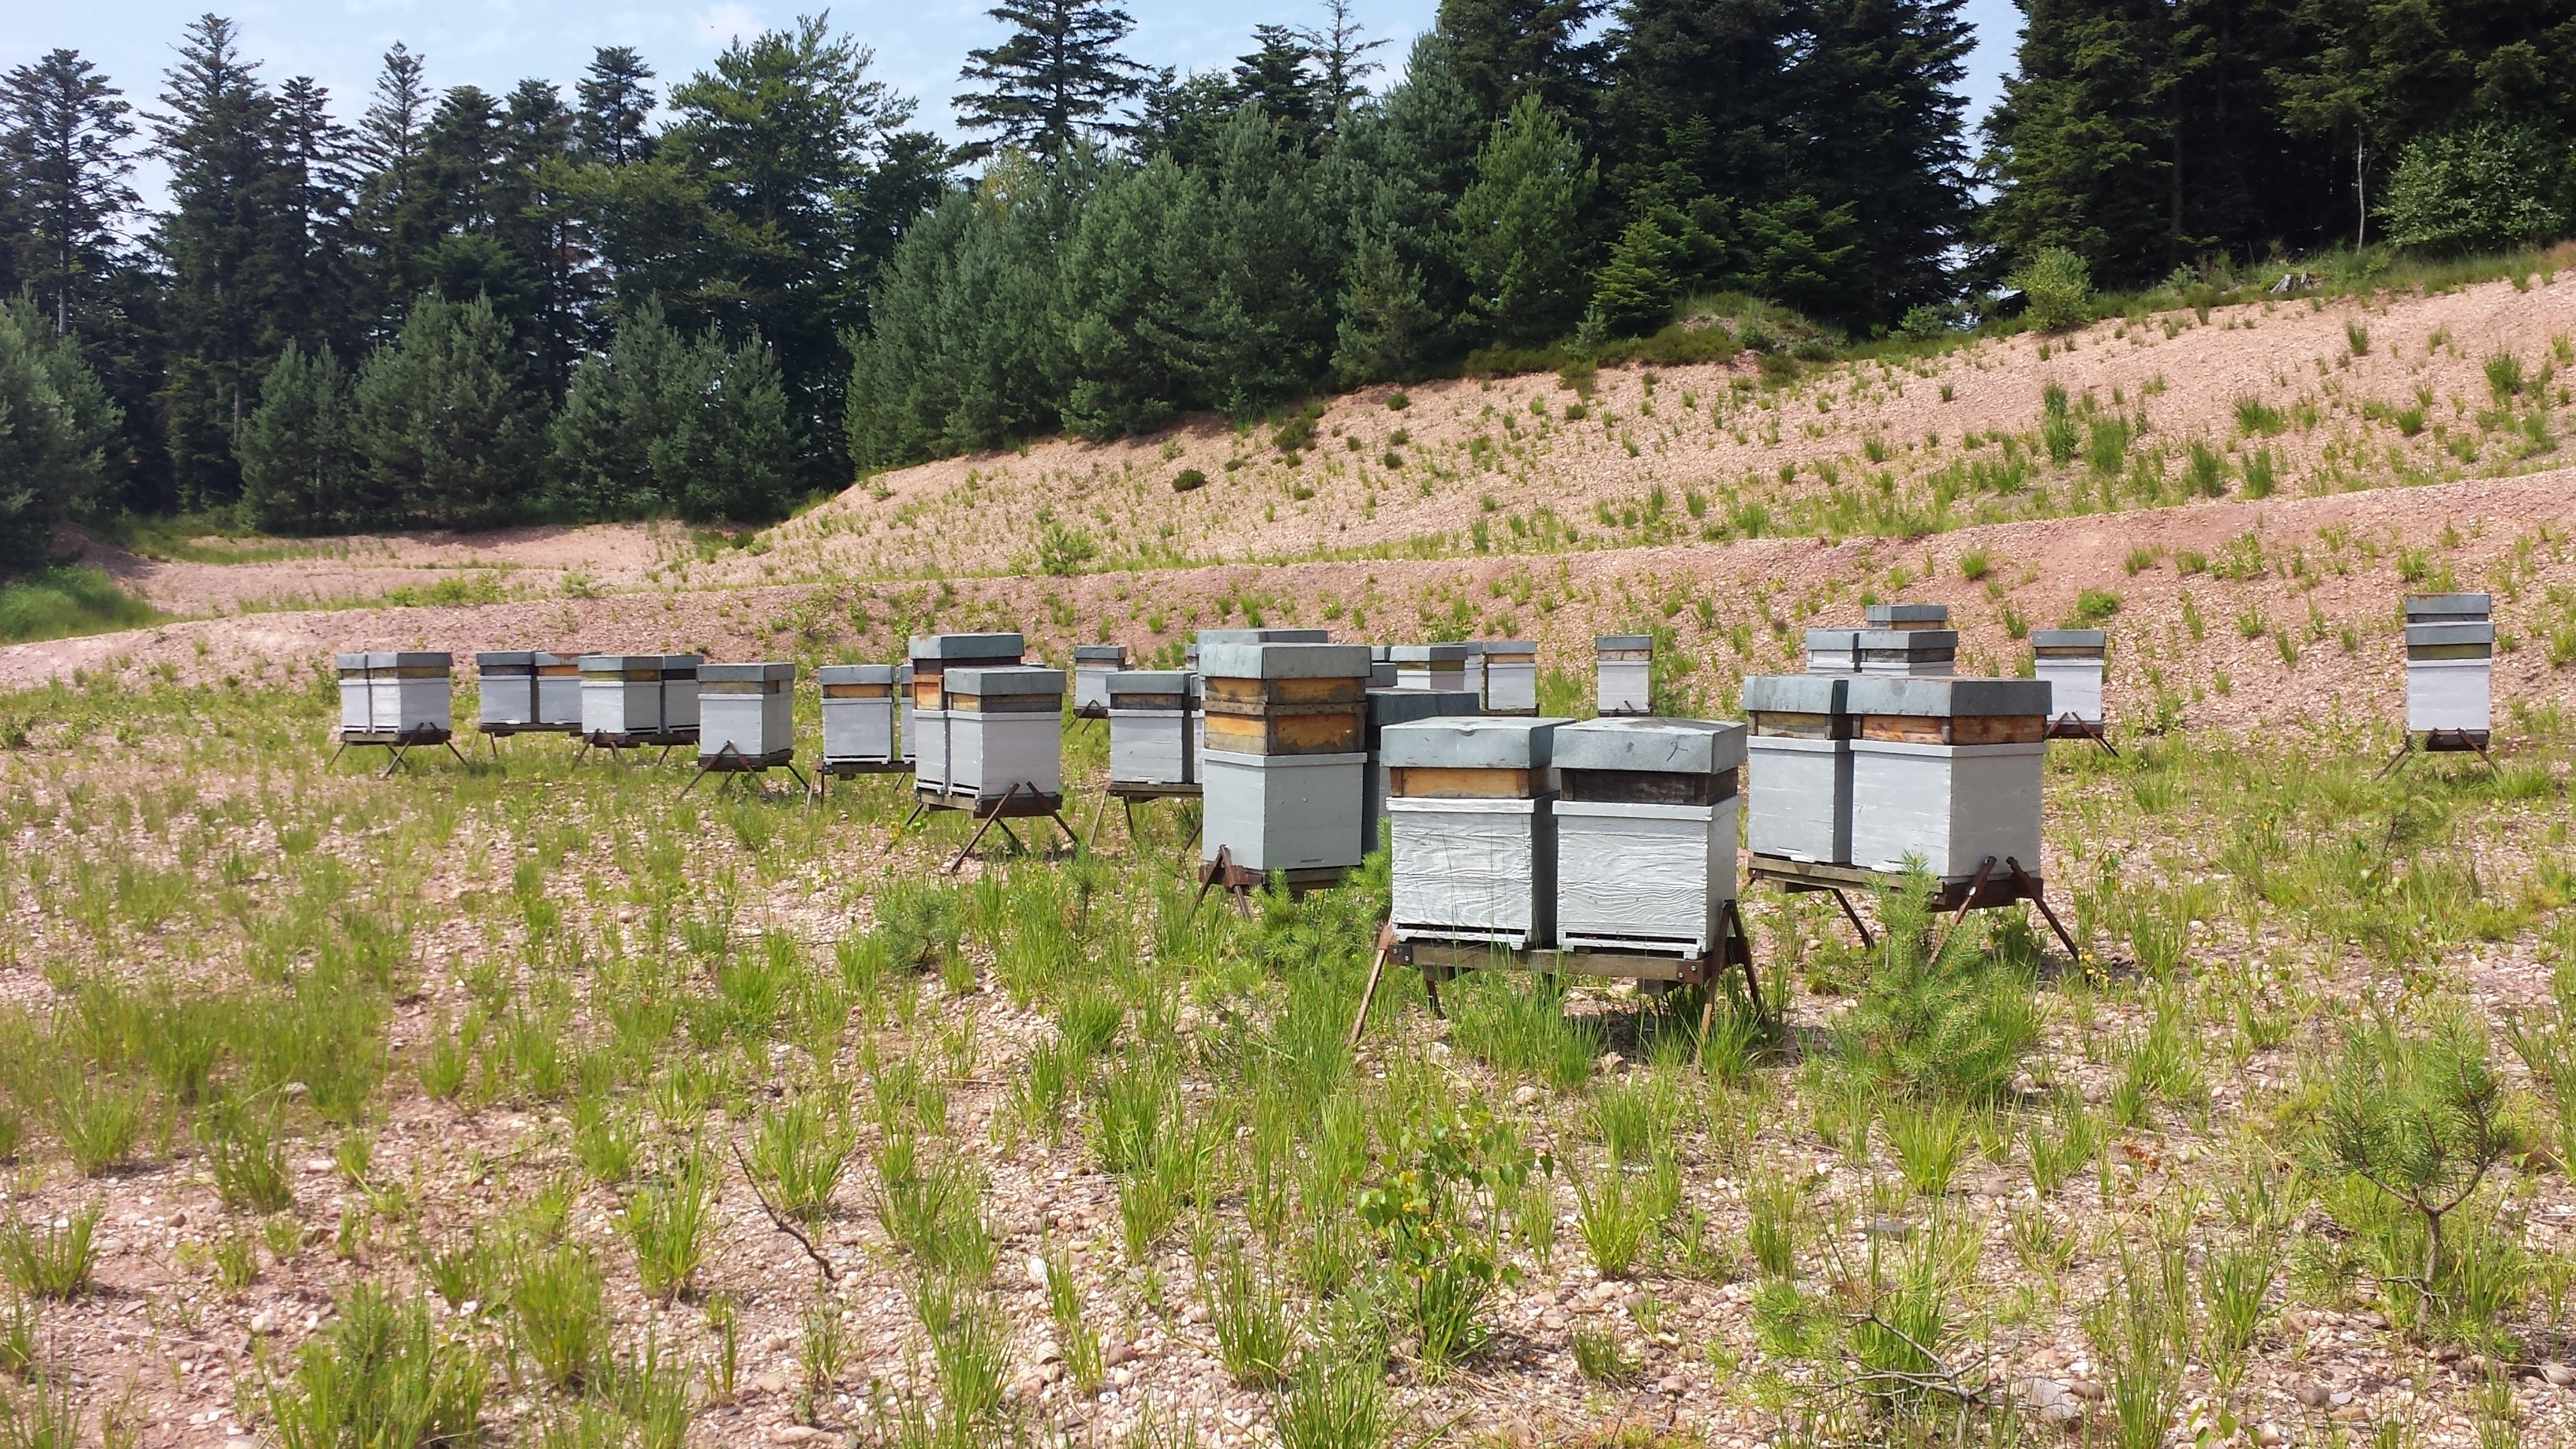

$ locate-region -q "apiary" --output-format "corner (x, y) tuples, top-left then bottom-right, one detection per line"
(1108, 670), (1197, 787)
(1597, 635), (1653, 715)
(1073, 645), (1129, 718)
(1552, 717), (1745, 957)
(1364, 687), (1481, 851)
(943, 666), (1065, 803)
(1857, 628), (1957, 676)
(699, 662), (796, 765)
(1480, 640), (1539, 713)
(1384, 717), (1567, 949)
(818, 664), (899, 770)
(2404, 593), (2493, 736)
(1393, 642), (1472, 692)
(1864, 602), (1949, 629)
(2030, 630), (2107, 731)
(1742, 674), (1854, 865)
(897, 664), (915, 762)
(1846, 676), (2050, 882)
(1803, 629), (1860, 674)
(1200, 641), (1372, 877)
(658, 656), (703, 736)
(908, 632), (1026, 794)
(580, 655), (668, 738)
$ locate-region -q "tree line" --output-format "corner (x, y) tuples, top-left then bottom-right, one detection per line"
(0, 0), (2570, 575)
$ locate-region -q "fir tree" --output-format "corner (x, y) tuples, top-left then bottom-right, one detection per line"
(0, 297), (116, 577)
(235, 339), (355, 533)
(955, 0), (1154, 159)
(1433, 0), (1606, 125)
(352, 293), (542, 526)
(1455, 93), (1596, 344)
(1232, 27), (1322, 144)
(574, 47), (655, 166)
(550, 299), (695, 517)
(350, 43), (434, 331)
(0, 49), (138, 337)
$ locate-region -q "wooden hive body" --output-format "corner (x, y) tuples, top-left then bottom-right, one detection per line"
(1595, 634), (1653, 715)
(818, 665), (897, 765)
(1846, 676), (2049, 881)
(1856, 628), (1957, 676)
(1199, 640), (1370, 873)
(1743, 675), (1854, 864)
(657, 657), (702, 734)
(2030, 629), (2107, 724)
(335, 653), (375, 732)
(2402, 597), (2493, 733)
(1392, 642), (1472, 694)
(945, 666), (1065, 800)
(1552, 717), (1746, 957)
(1364, 687), (1481, 850)
(1478, 639), (1540, 713)
(1073, 644), (1129, 717)
(700, 662), (796, 761)
(477, 651), (538, 727)
(1107, 670), (1196, 786)
(579, 655), (665, 736)
(908, 633), (1025, 792)
(1804, 629), (1860, 674)
(1383, 718), (1567, 949)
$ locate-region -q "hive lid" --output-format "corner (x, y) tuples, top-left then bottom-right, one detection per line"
(1391, 642), (1473, 664)
(1856, 628), (1958, 652)
(2030, 629), (2107, 650)
(1847, 676), (2052, 717)
(1195, 627), (1330, 646)
(1073, 644), (1129, 664)
(897, 663), (913, 682)
(701, 661), (795, 683)
(818, 664), (896, 684)
(476, 650), (536, 668)
(1370, 645), (1391, 661)
(1554, 717), (1748, 774)
(580, 653), (664, 672)
(534, 650), (578, 667)
(1805, 628), (1860, 651)
(659, 654), (702, 673)
(1198, 641), (1372, 679)
(1596, 634), (1653, 651)
(385, 650), (451, 668)
(2403, 593), (2492, 620)
(909, 631), (1026, 661)
(1742, 674), (1848, 713)
(335, 652), (372, 670)
(945, 665), (1066, 695)
(1366, 687), (1481, 728)
(1865, 602), (1950, 627)
(1107, 669), (1193, 692)
(2405, 621), (2495, 648)
(1478, 639), (1538, 655)
(1380, 716), (1571, 769)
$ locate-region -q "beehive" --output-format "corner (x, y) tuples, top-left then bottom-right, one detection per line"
(1864, 602), (1950, 630)
(1107, 669), (1196, 786)
(1846, 676), (2050, 882)
(1552, 717), (1746, 957)
(1200, 641), (1372, 873)
(1743, 675), (1853, 864)
(897, 664), (915, 762)
(2030, 630), (2107, 727)
(659, 656), (703, 736)
(1364, 687), (1481, 850)
(1803, 629), (1860, 674)
(1383, 717), (1567, 949)
(476, 652), (540, 728)
(818, 664), (898, 766)
(1393, 642), (1472, 693)
(2404, 593), (2493, 734)
(944, 666), (1065, 802)
(580, 656), (666, 736)
(700, 662), (796, 763)
(363, 652), (453, 737)
(908, 633), (1026, 793)
(1369, 645), (1398, 689)
(1480, 640), (1540, 713)
(335, 653), (374, 733)
(1597, 635), (1653, 715)
(1073, 644), (1129, 718)
(1857, 628), (1957, 676)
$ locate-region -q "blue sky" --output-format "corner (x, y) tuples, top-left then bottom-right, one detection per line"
(2, 0), (2024, 205)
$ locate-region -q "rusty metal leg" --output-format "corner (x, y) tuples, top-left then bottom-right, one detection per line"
(1348, 919), (1397, 1048)
(1193, 844), (1235, 912)
(1829, 887), (1875, 948)
(2375, 735), (2415, 780)
(1086, 788), (1113, 848)
(1930, 856), (1998, 963)
(945, 804), (1010, 875)
(1722, 897), (1762, 1021)
(380, 743), (406, 779)
(2005, 856), (2080, 961)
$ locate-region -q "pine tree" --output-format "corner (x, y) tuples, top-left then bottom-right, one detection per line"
(350, 43), (433, 331)
(352, 293), (542, 526)
(1194, 106), (1336, 411)
(1455, 94), (1596, 345)
(0, 297), (116, 578)
(235, 339), (355, 532)
(1060, 154), (1206, 435)
(956, 0), (1154, 159)
(1433, 0), (1605, 125)
(671, 335), (796, 521)
(574, 47), (656, 166)
(0, 50), (138, 338)
(265, 75), (363, 359)
(1299, 0), (1391, 132)
(550, 300), (695, 517)
(1232, 27), (1322, 144)
(1331, 33), (1486, 380)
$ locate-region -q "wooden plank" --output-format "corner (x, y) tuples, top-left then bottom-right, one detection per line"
(822, 683), (893, 698)
(1750, 711), (1844, 739)
(1560, 767), (1736, 806)
(1390, 766), (1534, 799)
(945, 694), (1061, 714)
(1203, 675), (1367, 706)
(1859, 713), (2045, 745)
(1203, 710), (1362, 754)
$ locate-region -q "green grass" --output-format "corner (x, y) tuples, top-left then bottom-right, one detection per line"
(0, 566), (159, 645)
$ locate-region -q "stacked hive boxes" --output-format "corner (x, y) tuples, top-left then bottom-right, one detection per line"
(1107, 670), (1197, 786)
(700, 662), (796, 764)
(1481, 640), (1540, 713)
(339, 652), (453, 739)
(1196, 628), (1327, 769)
(1363, 687), (1481, 851)
(1384, 717), (1566, 950)
(1742, 675), (1854, 864)
(818, 665), (899, 769)
(1368, 646), (1398, 688)
(1200, 641), (1372, 874)
(2030, 630), (2107, 729)
(1847, 676), (2050, 882)
(1553, 717), (1745, 957)
(1803, 629), (1860, 674)
(659, 657), (703, 737)
(2403, 593), (2493, 736)
(944, 666), (1065, 802)
(1073, 645), (1129, 718)
(908, 633), (1025, 794)
(1597, 635), (1653, 714)
(1857, 602), (1956, 676)
(476, 652), (538, 729)
(1394, 643), (1472, 692)
(578, 655), (667, 737)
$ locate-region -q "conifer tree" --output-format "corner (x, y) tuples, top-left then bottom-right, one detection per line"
(955, 0), (1153, 159)
(235, 339), (355, 532)
(0, 49), (138, 337)
(352, 293), (541, 526)
(0, 297), (116, 577)
(573, 47), (655, 165)
(1455, 93), (1595, 344)
(1433, 0), (1605, 125)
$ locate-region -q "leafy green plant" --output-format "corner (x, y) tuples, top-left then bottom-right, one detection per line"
(0, 1205), (99, 1300)
(263, 1282), (484, 1449)
(47, 1075), (140, 1177)
(2011, 247), (2091, 331)
(1833, 869), (2038, 1103)
(873, 1133), (994, 1282)
(1883, 1097), (1969, 1197)
(2310, 1010), (2509, 1311)
(1573, 1159), (1653, 1279)
(1571, 1323), (1637, 1384)
(1274, 1344), (1386, 1449)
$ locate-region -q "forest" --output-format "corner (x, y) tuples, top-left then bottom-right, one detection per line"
(0, 0), (2572, 571)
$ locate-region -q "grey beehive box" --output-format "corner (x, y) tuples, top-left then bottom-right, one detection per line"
(1073, 644), (1129, 717)
(1368, 645), (1398, 689)
(1201, 639), (1371, 874)
(1804, 629), (1861, 674)
(1596, 634), (1653, 715)
(908, 633), (1025, 792)
(361, 652), (451, 737)
(700, 661), (796, 762)
(1743, 674), (1854, 864)
(1393, 642), (1473, 693)
(658, 656), (703, 735)
(1480, 640), (1540, 713)
(896, 663), (915, 763)
(580, 655), (665, 736)
(1364, 688), (1480, 851)
(1857, 628), (1957, 676)
(477, 651), (539, 728)
(1845, 675), (2049, 882)
(1197, 627), (1330, 646)
(1200, 750), (1367, 872)
(335, 653), (374, 734)
(818, 664), (898, 766)
(2403, 593), (2492, 622)
(1383, 717), (1570, 949)
(1864, 602), (1950, 628)
(2405, 618), (2493, 732)
(944, 665), (1065, 801)
(1108, 669), (1196, 786)
(534, 652), (582, 726)
(1553, 717), (1746, 957)
(2030, 630), (2107, 726)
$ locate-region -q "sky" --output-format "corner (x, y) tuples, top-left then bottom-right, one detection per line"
(1, 0), (2027, 208)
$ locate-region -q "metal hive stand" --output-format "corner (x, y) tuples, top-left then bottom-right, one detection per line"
(897, 781), (1079, 874)
(575, 728), (698, 766)
(2376, 728), (2494, 778)
(1192, 843), (1348, 912)
(808, 757), (907, 799)
(2045, 713), (2117, 755)
(474, 720), (578, 758)
(1085, 780), (1203, 852)
(332, 727), (466, 778)
(1747, 852), (2079, 961)
(683, 742), (808, 796)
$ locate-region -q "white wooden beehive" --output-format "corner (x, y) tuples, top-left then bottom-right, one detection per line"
(369, 652), (452, 737)
(534, 652), (582, 726)
(897, 664), (915, 762)
(699, 662), (796, 762)
(2403, 593), (2493, 733)
(658, 656), (702, 734)
(1480, 640), (1539, 713)
(1383, 717), (1567, 949)
(1857, 628), (1957, 676)
(819, 664), (898, 766)
(945, 666), (1065, 800)
(580, 655), (663, 736)
(1803, 629), (1859, 674)
(1108, 670), (1196, 786)
(1199, 638), (1371, 873)
(1365, 687), (1481, 850)
(908, 632), (1026, 793)
(477, 651), (538, 728)
(1596, 634), (1653, 715)
(1552, 717), (1745, 957)
(2030, 630), (2106, 726)
(1743, 674), (1853, 864)
(336, 653), (375, 733)
(1846, 676), (2050, 883)
(1392, 643), (1471, 693)
(1073, 644), (1129, 718)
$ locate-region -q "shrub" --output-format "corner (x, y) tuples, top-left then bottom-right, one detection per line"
(1833, 867), (2039, 1102)
(1170, 467), (1208, 493)
(2309, 1009), (2509, 1311)
(2379, 122), (2570, 255)
(2010, 247), (2092, 331)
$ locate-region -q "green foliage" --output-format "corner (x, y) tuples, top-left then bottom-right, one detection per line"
(352, 295), (543, 529)
(2309, 1009), (2510, 1310)
(0, 298), (114, 581)
(2010, 247), (2091, 331)
(263, 1282), (484, 1449)
(201, 1096), (296, 1213)
(1456, 94), (1595, 346)
(2378, 123), (2570, 256)
(1833, 869), (2039, 1103)
(617, 1151), (714, 1301)
(0, 567), (157, 646)
(236, 343), (359, 534)
(1200, 1237), (1292, 1387)
(511, 1242), (606, 1388)
(553, 302), (799, 522)
(0, 1204), (99, 1299)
